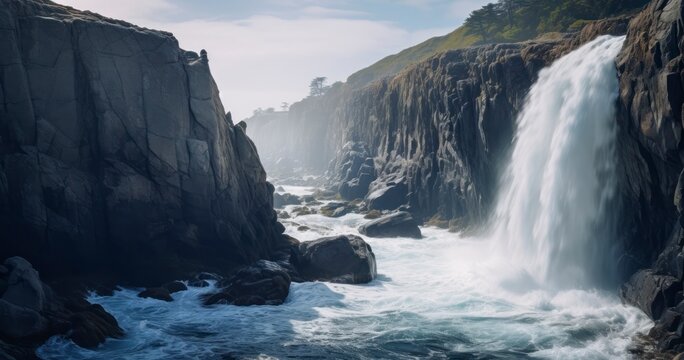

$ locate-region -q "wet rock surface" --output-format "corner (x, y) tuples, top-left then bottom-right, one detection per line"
(273, 193), (302, 208)
(138, 288), (174, 302)
(329, 142), (376, 201)
(358, 212), (422, 239)
(0, 0), (286, 287)
(293, 235), (377, 284)
(0, 257), (122, 358)
(203, 260), (291, 306)
(616, 0), (684, 353)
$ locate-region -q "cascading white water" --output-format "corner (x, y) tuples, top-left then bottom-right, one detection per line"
(38, 36), (653, 360)
(492, 35), (626, 288)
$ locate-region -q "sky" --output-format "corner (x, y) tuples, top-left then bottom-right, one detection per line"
(55, 0), (490, 120)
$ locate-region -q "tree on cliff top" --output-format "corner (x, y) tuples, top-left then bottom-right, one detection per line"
(464, 0), (649, 43)
(309, 77), (330, 97)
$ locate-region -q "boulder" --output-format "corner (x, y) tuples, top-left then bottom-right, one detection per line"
(187, 279), (210, 288)
(162, 281), (188, 294)
(68, 302), (124, 349)
(0, 299), (48, 339)
(2, 257), (45, 312)
(0, 256), (122, 350)
(366, 181), (408, 211)
(273, 193), (302, 208)
(196, 272), (221, 281)
(320, 202), (354, 218)
(358, 212), (422, 239)
(138, 287), (173, 302)
(294, 235), (376, 284)
(620, 269), (682, 320)
(203, 260), (290, 306)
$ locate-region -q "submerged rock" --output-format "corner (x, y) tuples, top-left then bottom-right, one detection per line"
(0, 257), (123, 352)
(68, 301), (124, 349)
(366, 180), (409, 211)
(138, 287), (173, 302)
(320, 202), (355, 218)
(163, 281), (188, 294)
(203, 260), (290, 306)
(187, 279), (210, 288)
(0, 299), (48, 339)
(274, 193), (302, 208)
(294, 235), (376, 284)
(358, 212), (422, 239)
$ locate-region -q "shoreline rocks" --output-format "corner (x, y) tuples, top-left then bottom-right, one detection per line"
(203, 260), (291, 306)
(0, 257), (123, 358)
(358, 212), (422, 239)
(0, 0), (287, 288)
(293, 235), (377, 284)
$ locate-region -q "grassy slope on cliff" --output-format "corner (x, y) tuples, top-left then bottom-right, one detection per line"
(347, 0), (649, 89)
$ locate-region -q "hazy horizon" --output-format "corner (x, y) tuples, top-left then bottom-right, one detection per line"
(54, 0), (489, 120)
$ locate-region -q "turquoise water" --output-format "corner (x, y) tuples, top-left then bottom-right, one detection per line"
(37, 205), (650, 359)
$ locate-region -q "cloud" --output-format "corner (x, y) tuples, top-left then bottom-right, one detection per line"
(57, 0), (176, 23)
(300, 6), (367, 18)
(53, 0), (454, 119)
(450, 0), (493, 18)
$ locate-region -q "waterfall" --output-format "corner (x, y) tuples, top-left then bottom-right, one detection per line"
(492, 35), (626, 288)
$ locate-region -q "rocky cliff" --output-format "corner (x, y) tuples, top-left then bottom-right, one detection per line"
(245, 83), (345, 176)
(254, 17), (630, 226)
(252, 0), (684, 351)
(0, 0), (285, 285)
(616, 0), (684, 353)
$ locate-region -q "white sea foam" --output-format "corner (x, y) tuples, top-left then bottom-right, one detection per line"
(37, 36), (652, 360)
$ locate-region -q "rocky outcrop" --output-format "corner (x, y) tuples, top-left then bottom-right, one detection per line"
(0, 257), (123, 358)
(611, 0), (684, 353)
(293, 235), (377, 284)
(0, 0), (286, 286)
(328, 142), (376, 201)
(252, 17), (631, 227)
(358, 212), (422, 239)
(137, 287), (173, 302)
(203, 260), (291, 306)
(245, 84), (346, 175)
(273, 193), (302, 208)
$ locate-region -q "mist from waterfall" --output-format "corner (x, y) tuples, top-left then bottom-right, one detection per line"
(491, 35), (626, 289)
(37, 35), (653, 360)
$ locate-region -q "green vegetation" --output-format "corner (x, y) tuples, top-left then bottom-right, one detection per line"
(347, 0), (648, 89)
(464, 0), (648, 43)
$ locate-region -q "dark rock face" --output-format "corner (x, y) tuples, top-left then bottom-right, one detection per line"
(67, 301), (124, 349)
(614, 0), (684, 352)
(0, 0), (285, 286)
(0, 299), (48, 339)
(2, 257), (45, 313)
(0, 257), (122, 356)
(187, 279), (210, 288)
(245, 87), (345, 174)
(273, 193), (302, 208)
(358, 212), (422, 239)
(163, 281), (188, 294)
(203, 260), (290, 306)
(294, 235), (377, 284)
(621, 269), (681, 320)
(257, 17), (628, 226)
(329, 142), (376, 201)
(319, 202), (356, 218)
(366, 179), (409, 211)
(138, 288), (173, 302)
